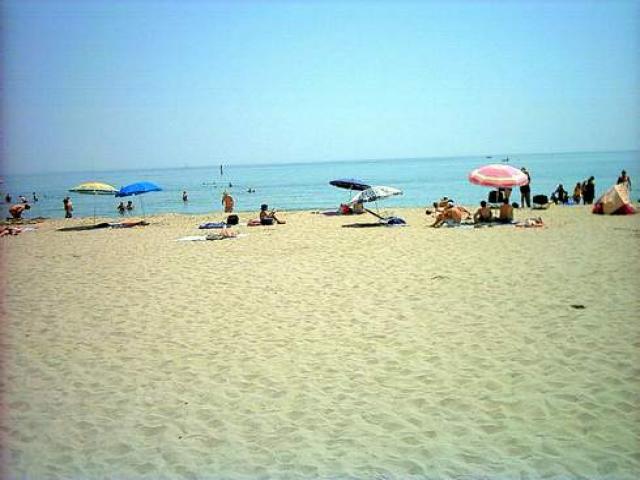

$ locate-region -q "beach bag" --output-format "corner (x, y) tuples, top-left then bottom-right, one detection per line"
(533, 194), (548, 205)
(226, 214), (239, 225)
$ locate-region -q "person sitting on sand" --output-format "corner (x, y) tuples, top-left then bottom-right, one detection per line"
(352, 200), (365, 214)
(551, 184), (568, 204)
(497, 198), (514, 223)
(431, 204), (470, 228)
(259, 204), (285, 225)
(473, 201), (493, 224)
(9, 203), (30, 219)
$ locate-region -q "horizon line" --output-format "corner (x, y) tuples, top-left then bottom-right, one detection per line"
(3, 148), (638, 177)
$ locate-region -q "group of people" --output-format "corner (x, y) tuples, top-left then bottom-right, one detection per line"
(4, 192), (38, 204)
(117, 201), (135, 215)
(552, 177), (596, 205)
(430, 198), (514, 228)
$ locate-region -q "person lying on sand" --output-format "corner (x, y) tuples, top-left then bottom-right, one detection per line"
(431, 204), (470, 228)
(473, 201), (493, 224)
(497, 198), (514, 223)
(0, 226), (23, 236)
(259, 204), (286, 225)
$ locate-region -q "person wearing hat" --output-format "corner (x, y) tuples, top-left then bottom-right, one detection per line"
(519, 167), (531, 208)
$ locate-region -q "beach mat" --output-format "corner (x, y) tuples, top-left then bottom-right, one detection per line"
(343, 222), (407, 228)
(58, 223), (111, 232)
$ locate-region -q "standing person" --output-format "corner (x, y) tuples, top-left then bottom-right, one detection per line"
(583, 176), (596, 205)
(221, 191), (234, 213)
(617, 170), (631, 191)
(63, 196), (73, 218)
(4, 193), (11, 203)
(117, 202), (126, 215)
(32, 192), (39, 202)
(126, 200), (134, 211)
(572, 182), (582, 204)
(182, 191), (188, 202)
(519, 167), (531, 208)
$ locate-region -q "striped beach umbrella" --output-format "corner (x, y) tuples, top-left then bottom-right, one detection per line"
(468, 164), (529, 188)
(69, 181), (118, 195)
(69, 181), (118, 222)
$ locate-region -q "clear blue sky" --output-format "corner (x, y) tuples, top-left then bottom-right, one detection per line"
(2, 0), (639, 174)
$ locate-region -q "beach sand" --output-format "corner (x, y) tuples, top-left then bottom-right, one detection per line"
(3, 205), (640, 478)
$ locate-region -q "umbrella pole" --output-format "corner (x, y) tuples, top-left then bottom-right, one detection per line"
(93, 192), (97, 224)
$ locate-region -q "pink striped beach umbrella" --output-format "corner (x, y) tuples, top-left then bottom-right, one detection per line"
(468, 164), (529, 188)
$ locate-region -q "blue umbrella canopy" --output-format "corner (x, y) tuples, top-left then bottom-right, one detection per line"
(329, 178), (371, 191)
(115, 181), (162, 197)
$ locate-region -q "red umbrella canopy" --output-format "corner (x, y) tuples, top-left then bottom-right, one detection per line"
(468, 164), (529, 188)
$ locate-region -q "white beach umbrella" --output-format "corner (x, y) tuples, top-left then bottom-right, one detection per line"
(348, 185), (403, 220)
(348, 185), (403, 205)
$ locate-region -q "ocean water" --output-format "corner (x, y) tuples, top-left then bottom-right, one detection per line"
(2, 150), (638, 219)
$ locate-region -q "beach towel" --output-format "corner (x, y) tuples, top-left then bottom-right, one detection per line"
(58, 223), (111, 232)
(176, 233), (247, 242)
(109, 220), (149, 228)
(199, 222), (227, 229)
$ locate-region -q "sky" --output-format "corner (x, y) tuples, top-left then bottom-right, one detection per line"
(2, 0), (639, 174)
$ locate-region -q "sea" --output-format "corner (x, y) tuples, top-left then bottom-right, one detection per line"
(2, 150), (638, 219)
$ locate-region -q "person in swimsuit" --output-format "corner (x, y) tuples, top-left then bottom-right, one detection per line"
(473, 201), (493, 223)
(259, 204), (285, 225)
(497, 198), (514, 223)
(9, 203), (30, 219)
(222, 191), (235, 213)
(431, 204), (470, 228)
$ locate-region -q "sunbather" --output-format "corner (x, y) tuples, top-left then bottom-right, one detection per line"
(431, 204), (470, 228)
(259, 204), (285, 225)
(497, 198), (514, 223)
(473, 201), (492, 224)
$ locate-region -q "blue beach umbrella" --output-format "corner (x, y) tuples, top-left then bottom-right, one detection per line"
(115, 181), (162, 197)
(115, 181), (162, 218)
(329, 178), (371, 191)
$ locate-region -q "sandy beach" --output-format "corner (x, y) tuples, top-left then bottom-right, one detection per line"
(2, 205), (640, 478)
